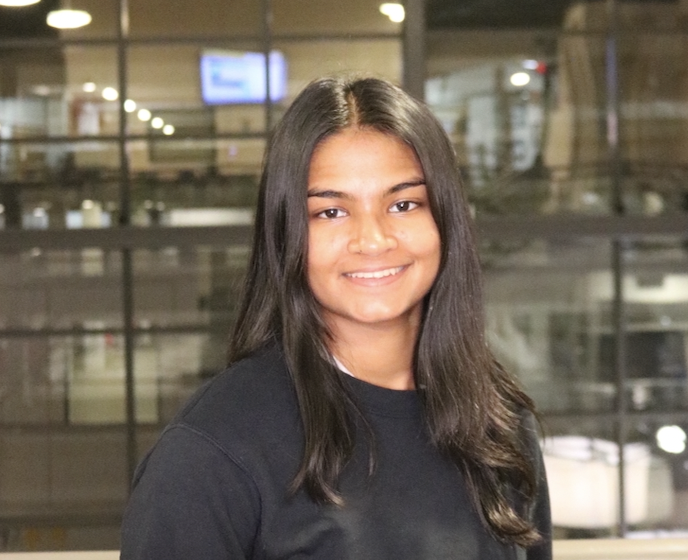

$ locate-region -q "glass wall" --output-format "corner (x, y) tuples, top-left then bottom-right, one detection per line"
(427, 0), (688, 539)
(0, 0), (401, 550)
(2, 0), (688, 551)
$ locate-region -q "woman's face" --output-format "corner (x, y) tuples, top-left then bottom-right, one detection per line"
(306, 127), (441, 336)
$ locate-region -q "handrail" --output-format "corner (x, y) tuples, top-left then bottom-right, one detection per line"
(2, 540), (688, 559)
(553, 538), (688, 559)
(0, 554), (118, 560)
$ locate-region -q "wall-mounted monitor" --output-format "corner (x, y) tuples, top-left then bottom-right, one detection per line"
(200, 50), (287, 105)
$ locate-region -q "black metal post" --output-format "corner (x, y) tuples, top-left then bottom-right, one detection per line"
(402, 0), (426, 101)
(263, 0), (273, 131)
(605, 0), (627, 537)
(117, 0), (138, 489)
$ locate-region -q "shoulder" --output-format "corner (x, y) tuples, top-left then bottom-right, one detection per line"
(170, 343), (301, 457)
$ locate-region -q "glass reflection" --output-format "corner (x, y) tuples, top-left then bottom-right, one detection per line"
(482, 237), (614, 413)
(542, 422), (681, 538)
(273, 0), (402, 34)
(129, 0), (262, 38)
(0, 249), (123, 330)
(426, 27), (612, 216)
(133, 244), (250, 328)
(622, 238), (688, 413)
(133, 332), (227, 425)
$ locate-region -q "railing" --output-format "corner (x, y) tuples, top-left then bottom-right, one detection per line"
(1, 540), (688, 559)
(553, 538), (688, 559)
(0, 554), (118, 560)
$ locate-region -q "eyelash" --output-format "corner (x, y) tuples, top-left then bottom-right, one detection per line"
(314, 200), (420, 219)
(316, 208), (347, 219)
(390, 200), (419, 213)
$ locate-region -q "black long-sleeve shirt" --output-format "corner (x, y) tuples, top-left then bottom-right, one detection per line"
(121, 344), (552, 560)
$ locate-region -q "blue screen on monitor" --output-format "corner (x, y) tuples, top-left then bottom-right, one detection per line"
(200, 50), (287, 104)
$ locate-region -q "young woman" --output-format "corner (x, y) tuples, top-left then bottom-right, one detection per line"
(121, 77), (552, 560)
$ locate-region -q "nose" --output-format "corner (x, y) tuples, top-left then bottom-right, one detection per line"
(348, 214), (397, 255)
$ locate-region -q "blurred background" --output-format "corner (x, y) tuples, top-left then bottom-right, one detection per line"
(1, 0), (688, 552)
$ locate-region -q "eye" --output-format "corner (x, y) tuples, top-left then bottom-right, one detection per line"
(316, 207), (347, 219)
(390, 200), (419, 213)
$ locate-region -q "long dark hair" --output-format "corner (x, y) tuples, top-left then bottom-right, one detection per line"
(229, 76), (541, 546)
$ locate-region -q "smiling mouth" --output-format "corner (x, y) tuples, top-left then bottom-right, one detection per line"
(345, 266), (405, 279)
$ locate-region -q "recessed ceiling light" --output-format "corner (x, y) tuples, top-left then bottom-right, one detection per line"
(0, 0), (41, 6)
(102, 87), (119, 101)
(47, 9), (92, 30)
(657, 425), (687, 454)
(137, 109), (152, 122)
(510, 72), (531, 87)
(82, 81), (97, 93)
(379, 3), (405, 23)
(151, 117), (164, 129)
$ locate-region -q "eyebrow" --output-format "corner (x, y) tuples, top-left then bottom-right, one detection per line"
(307, 178), (426, 199)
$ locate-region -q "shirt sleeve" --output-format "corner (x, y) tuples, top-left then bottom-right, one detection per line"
(522, 413), (553, 560)
(120, 424), (262, 560)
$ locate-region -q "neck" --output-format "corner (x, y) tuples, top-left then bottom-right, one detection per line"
(327, 316), (419, 390)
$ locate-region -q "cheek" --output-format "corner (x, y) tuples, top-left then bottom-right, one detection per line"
(422, 228), (442, 281)
(306, 227), (335, 284)
(405, 222), (441, 258)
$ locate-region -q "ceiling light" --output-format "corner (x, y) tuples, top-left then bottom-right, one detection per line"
(47, 9), (92, 29)
(162, 124), (175, 136)
(137, 109), (151, 122)
(151, 117), (164, 129)
(102, 87), (119, 101)
(123, 99), (137, 113)
(0, 0), (40, 6)
(657, 425), (686, 454)
(82, 81), (97, 93)
(510, 72), (531, 87)
(379, 3), (405, 23)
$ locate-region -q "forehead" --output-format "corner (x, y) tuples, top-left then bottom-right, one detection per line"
(308, 127), (422, 182)
(313, 126), (410, 154)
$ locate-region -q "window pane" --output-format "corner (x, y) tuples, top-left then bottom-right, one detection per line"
(53, 0), (119, 39)
(0, 249), (123, 330)
(0, 426), (125, 550)
(627, 418), (688, 535)
(128, 138), (265, 187)
(482, 237), (615, 413)
(0, 141), (122, 230)
(129, 0), (262, 39)
(0, 336), (67, 425)
(544, 415), (688, 537)
(273, 39), (402, 96)
(273, 0), (401, 35)
(0, 332), (126, 550)
(543, 419), (618, 538)
(613, 7), (688, 216)
(126, 43), (270, 134)
(0, 44), (118, 140)
(134, 332), (225, 425)
(622, 238), (688, 413)
(0, 334), (127, 425)
(427, 25), (612, 214)
(133, 244), (250, 329)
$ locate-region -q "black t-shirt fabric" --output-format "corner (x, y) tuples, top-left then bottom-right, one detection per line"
(120, 344), (552, 560)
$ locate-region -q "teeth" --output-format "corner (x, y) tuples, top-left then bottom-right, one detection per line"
(347, 266), (403, 279)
